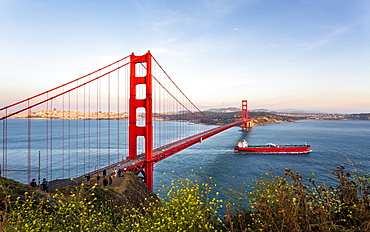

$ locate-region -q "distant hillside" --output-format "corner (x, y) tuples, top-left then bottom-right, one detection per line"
(207, 107), (239, 112)
(161, 110), (295, 125)
(347, 113), (370, 120)
(249, 112), (294, 126)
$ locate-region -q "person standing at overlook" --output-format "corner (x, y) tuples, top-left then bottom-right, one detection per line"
(96, 175), (101, 185)
(29, 179), (37, 188)
(86, 175), (91, 185)
(103, 176), (108, 190)
(41, 178), (49, 192)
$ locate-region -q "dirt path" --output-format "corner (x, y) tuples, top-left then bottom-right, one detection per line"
(84, 173), (139, 194)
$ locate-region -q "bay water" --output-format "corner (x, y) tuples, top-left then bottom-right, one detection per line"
(154, 120), (370, 191)
(2, 119), (370, 194)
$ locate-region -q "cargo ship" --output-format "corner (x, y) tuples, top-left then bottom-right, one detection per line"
(234, 140), (311, 154)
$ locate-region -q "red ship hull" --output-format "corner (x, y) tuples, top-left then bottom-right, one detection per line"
(234, 144), (311, 154)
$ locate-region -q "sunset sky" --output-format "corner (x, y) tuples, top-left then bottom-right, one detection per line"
(1, 0), (369, 113)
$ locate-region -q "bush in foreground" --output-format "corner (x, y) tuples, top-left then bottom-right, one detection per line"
(245, 165), (370, 231)
(1, 165), (369, 231)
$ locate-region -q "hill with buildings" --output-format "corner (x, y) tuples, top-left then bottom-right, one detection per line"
(6, 109), (369, 127)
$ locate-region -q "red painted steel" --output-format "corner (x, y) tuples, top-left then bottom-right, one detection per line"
(152, 56), (216, 124)
(241, 100), (251, 131)
(151, 121), (242, 163)
(0, 55), (130, 112)
(129, 51), (154, 190)
(0, 61), (134, 121)
(242, 100), (248, 121)
(81, 100), (249, 189)
(234, 145), (311, 154)
(1, 49), (250, 191)
(80, 121), (244, 180)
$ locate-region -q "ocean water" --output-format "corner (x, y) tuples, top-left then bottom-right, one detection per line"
(0, 119), (215, 182)
(154, 120), (370, 191)
(2, 119), (370, 193)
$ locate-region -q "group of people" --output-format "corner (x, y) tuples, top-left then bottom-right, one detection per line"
(86, 167), (126, 190)
(28, 167), (126, 192)
(94, 174), (112, 188)
(29, 178), (49, 192)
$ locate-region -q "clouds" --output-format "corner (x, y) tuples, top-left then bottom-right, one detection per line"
(301, 25), (351, 50)
(0, 0), (369, 113)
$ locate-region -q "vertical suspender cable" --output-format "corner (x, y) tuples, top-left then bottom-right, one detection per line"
(166, 73), (169, 145)
(76, 82), (79, 177)
(126, 62), (129, 160)
(83, 83), (85, 174)
(45, 94), (49, 180)
(88, 75), (91, 172)
(117, 64), (120, 162)
(156, 64), (159, 148)
(84, 82), (86, 174)
(108, 68), (111, 165)
(4, 110), (8, 177)
(154, 63), (158, 149)
(27, 100), (31, 183)
(99, 75), (102, 166)
(152, 63), (156, 148)
(3, 110), (7, 177)
(68, 92), (71, 178)
(96, 73), (99, 168)
(62, 87), (65, 178)
(50, 99), (53, 180)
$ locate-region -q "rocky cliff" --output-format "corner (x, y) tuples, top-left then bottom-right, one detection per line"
(0, 172), (158, 211)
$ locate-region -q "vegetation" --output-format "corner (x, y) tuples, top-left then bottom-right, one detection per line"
(249, 112), (294, 126)
(1, 165), (369, 231)
(245, 165), (370, 231)
(157, 110), (294, 125)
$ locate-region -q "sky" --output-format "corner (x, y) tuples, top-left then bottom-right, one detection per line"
(0, 0), (369, 114)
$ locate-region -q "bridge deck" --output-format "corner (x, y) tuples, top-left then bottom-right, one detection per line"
(80, 121), (243, 178)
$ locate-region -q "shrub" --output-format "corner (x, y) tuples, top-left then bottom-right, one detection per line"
(246, 166), (370, 231)
(2, 184), (119, 231)
(1, 165), (370, 231)
(117, 169), (224, 231)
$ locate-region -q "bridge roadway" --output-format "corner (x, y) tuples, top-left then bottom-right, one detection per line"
(79, 121), (243, 178)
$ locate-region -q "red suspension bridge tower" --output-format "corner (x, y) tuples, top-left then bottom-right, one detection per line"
(241, 100), (252, 131)
(129, 51), (154, 190)
(0, 50), (252, 191)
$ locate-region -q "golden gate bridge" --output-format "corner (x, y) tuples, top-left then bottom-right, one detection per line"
(0, 51), (251, 190)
